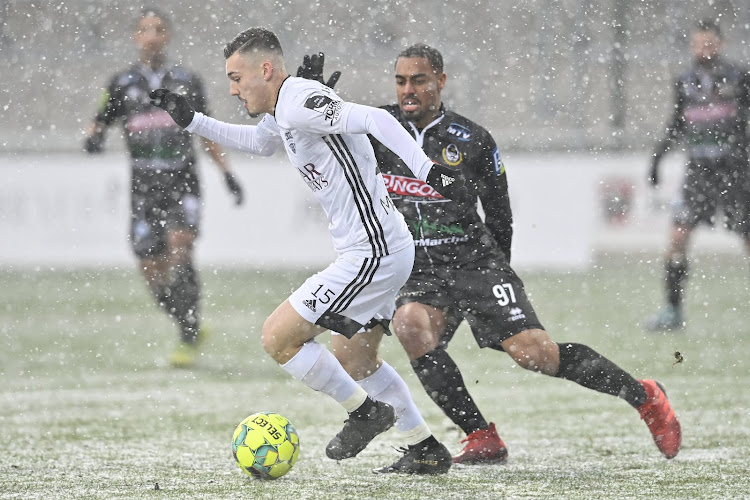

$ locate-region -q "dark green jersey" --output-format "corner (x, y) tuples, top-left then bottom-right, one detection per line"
(371, 105), (512, 271)
(93, 62), (208, 193)
(658, 58), (750, 160)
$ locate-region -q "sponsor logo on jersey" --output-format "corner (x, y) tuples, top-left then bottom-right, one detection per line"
(285, 131), (296, 155)
(298, 163), (329, 192)
(381, 174), (443, 199)
(493, 147), (505, 175)
(447, 122), (472, 141)
(508, 307), (526, 321)
(302, 299), (317, 312)
(304, 94), (333, 111)
(323, 101), (343, 125)
(125, 109), (178, 133)
(414, 235), (471, 247)
(305, 94), (343, 125)
(408, 217), (465, 238)
(396, 289), (426, 301)
(683, 102), (738, 124)
(441, 144), (463, 166)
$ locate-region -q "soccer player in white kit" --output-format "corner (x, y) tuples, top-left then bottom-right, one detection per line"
(149, 27), (468, 474)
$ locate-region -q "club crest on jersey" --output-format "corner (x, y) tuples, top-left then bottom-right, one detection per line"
(442, 144), (463, 166)
(285, 131), (296, 155)
(447, 123), (472, 141)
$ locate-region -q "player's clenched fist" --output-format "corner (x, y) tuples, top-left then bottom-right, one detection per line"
(149, 89), (195, 128)
(426, 163), (470, 203)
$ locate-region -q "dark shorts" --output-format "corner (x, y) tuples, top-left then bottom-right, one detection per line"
(129, 168), (201, 258)
(673, 157), (750, 236)
(396, 258), (544, 351)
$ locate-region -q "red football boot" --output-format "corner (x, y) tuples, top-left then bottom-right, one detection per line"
(637, 379), (682, 459)
(452, 422), (509, 464)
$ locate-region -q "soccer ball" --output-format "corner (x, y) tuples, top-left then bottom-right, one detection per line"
(232, 412), (300, 480)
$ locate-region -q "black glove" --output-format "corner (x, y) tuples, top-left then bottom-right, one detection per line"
(648, 155), (660, 187)
(83, 132), (104, 154)
(224, 171), (244, 206)
(149, 89), (195, 128)
(648, 138), (672, 187)
(425, 163), (469, 202)
(296, 52), (341, 89)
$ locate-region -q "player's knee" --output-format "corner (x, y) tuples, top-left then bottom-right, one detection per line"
(393, 303), (422, 333)
(393, 304), (439, 357)
(261, 321), (286, 363)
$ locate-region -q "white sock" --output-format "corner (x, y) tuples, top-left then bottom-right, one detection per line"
(356, 360), (431, 445)
(281, 341), (368, 412)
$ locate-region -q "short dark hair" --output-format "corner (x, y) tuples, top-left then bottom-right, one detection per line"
(224, 27), (283, 59)
(138, 7), (171, 30)
(396, 43), (444, 74)
(695, 18), (721, 38)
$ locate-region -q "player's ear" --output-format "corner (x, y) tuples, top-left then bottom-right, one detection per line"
(437, 72), (447, 92)
(262, 60), (274, 81)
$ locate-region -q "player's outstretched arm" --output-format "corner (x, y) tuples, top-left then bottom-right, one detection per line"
(150, 88), (282, 157)
(648, 138), (672, 187)
(296, 52), (341, 89)
(345, 104), (468, 201)
(83, 122), (106, 154)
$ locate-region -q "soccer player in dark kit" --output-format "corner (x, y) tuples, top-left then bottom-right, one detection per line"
(302, 43), (682, 463)
(82, 8), (244, 367)
(643, 19), (750, 331)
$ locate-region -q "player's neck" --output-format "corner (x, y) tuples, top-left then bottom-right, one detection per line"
(695, 55), (721, 69)
(140, 53), (167, 70)
(414, 107), (444, 131)
(269, 72), (290, 116)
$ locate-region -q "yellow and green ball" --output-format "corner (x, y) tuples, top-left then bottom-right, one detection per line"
(232, 412), (300, 480)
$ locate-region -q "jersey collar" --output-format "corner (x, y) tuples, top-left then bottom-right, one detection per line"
(135, 61), (172, 90)
(407, 109), (446, 148)
(272, 75), (292, 116)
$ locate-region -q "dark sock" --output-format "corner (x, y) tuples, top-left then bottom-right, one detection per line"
(556, 343), (647, 408)
(166, 261), (201, 343)
(412, 347), (488, 435)
(666, 259), (688, 308)
(147, 281), (172, 312)
(411, 434), (439, 451)
(350, 396), (379, 420)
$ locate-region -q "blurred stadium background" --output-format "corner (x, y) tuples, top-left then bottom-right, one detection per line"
(2, 0), (750, 152)
(2, 0), (749, 269)
(2, 3), (750, 498)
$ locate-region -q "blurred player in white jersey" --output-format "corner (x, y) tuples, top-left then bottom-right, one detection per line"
(149, 27), (469, 474)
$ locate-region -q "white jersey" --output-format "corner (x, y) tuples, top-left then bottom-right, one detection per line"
(187, 76), (435, 258)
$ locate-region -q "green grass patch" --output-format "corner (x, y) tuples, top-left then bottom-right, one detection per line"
(1, 254), (748, 499)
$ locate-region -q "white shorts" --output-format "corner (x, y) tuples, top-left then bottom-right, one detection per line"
(289, 245), (415, 338)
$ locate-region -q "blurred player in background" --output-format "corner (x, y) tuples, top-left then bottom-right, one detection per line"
(644, 19), (750, 331)
(304, 44), (682, 462)
(82, 8), (245, 368)
(149, 27), (472, 474)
